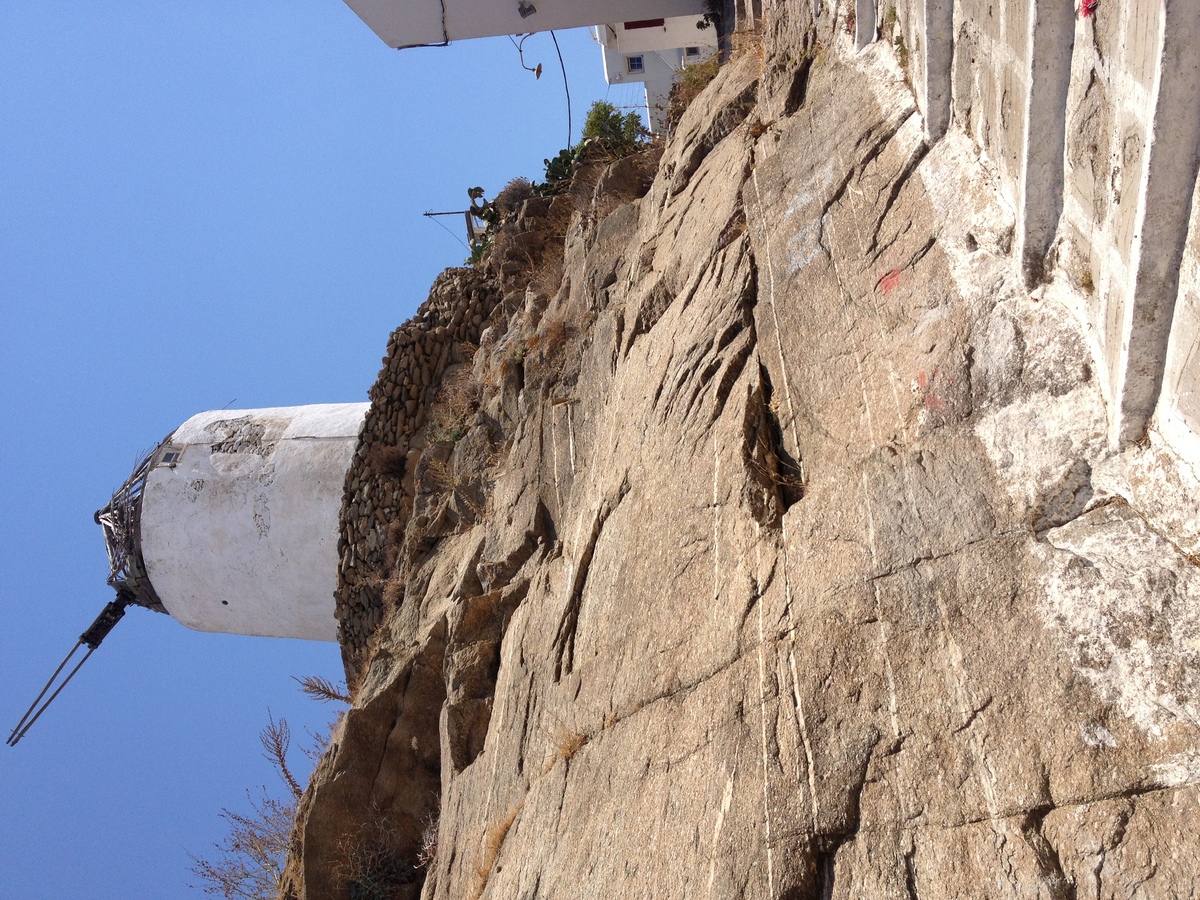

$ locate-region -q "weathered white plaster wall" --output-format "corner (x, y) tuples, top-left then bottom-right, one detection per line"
(140, 404), (368, 641)
(343, 0), (706, 47)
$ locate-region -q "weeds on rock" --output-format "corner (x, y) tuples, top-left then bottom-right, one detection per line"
(416, 811), (439, 870)
(523, 312), (575, 374)
(365, 445), (407, 479)
(428, 368), (481, 443)
(470, 803), (523, 900)
(335, 817), (418, 900)
(541, 720), (589, 773)
(668, 57), (721, 129)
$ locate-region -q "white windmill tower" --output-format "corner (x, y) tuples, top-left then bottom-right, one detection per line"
(8, 402), (368, 745)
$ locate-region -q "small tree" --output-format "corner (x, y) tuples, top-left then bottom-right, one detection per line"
(187, 791), (294, 900)
(582, 100), (643, 151)
(188, 714), (305, 899)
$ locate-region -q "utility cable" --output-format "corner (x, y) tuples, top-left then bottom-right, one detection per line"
(550, 31), (571, 147)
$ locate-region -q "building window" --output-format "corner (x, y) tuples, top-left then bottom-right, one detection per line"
(685, 46), (701, 57)
(627, 55), (644, 73)
(156, 444), (185, 467)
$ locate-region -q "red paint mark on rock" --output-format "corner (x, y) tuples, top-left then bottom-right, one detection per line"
(1081, 0), (1097, 17)
(878, 269), (903, 294)
(914, 369), (953, 413)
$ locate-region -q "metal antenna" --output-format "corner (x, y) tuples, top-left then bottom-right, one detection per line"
(7, 595), (130, 747)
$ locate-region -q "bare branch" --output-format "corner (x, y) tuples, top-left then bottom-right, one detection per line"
(187, 789), (295, 899)
(260, 711), (302, 801)
(292, 674), (352, 705)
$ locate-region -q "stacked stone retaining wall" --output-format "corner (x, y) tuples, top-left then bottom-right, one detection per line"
(335, 268), (502, 678)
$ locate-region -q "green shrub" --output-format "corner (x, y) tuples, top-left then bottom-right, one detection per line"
(581, 100), (643, 151)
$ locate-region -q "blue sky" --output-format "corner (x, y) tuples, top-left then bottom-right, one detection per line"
(0, 4), (647, 896)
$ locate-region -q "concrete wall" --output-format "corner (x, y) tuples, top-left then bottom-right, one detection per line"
(861, 0), (1200, 454)
(344, 0), (707, 47)
(1159, 163), (1200, 462)
(140, 403), (368, 641)
(1057, 0), (1175, 444)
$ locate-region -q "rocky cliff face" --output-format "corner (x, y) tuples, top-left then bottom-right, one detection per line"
(284, 4), (1200, 898)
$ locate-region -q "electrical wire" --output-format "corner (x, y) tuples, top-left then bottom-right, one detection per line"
(550, 31), (571, 147)
(425, 213), (471, 252)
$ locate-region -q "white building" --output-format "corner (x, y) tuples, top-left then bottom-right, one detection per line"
(343, 0), (707, 47)
(97, 403), (368, 642)
(594, 16), (718, 134)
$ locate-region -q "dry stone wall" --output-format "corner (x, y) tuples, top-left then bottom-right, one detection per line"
(336, 268), (501, 678)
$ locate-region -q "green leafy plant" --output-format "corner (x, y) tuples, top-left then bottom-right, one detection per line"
(581, 100), (643, 150)
(532, 143), (590, 195)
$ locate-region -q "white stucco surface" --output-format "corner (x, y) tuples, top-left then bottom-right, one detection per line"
(140, 403), (368, 641)
(343, 0), (706, 47)
(596, 16), (717, 134)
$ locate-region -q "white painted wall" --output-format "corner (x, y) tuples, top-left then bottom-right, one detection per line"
(343, 0), (707, 47)
(596, 16), (717, 134)
(598, 16), (717, 55)
(139, 403), (368, 641)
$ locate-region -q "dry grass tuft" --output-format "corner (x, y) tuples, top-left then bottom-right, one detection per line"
(382, 572), (406, 608)
(732, 23), (765, 68)
(470, 803), (523, 900)
(556, 729), (588, 761)
(333, 817), (415, 900)
(381, 517), (407, 572)
(668, 57), (721, 128)
(429, 368), (481, 443)
(365, 444), (408, 479)
(541, 725), (589, 773)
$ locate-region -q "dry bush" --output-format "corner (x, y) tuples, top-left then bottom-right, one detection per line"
(541, 314), (570, 354)
(365, 445), (407, 479)
(381, 517), (407, 572)
(524, 312), (575, 372)
(422, 456), (457, 493)
(382, 573), (406, 608)
(668, 57), (721, 127)
(416, 811), (439, 870)
(334, 817), (417, 900)
(428, 368), (481, 443)
(493, 177), (534, 220)
(188, 790), (294, 899)
(189, 714), (307, 898)
(422, 455), (489, 524)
